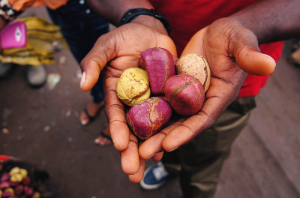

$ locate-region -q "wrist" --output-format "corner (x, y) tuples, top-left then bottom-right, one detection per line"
(132, 15), (168, 35)
(118, 8), (171, 35)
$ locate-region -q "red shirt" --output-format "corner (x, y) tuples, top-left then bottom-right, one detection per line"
(150, 0), (283, 97)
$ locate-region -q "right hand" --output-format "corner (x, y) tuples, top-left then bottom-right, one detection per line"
(80, 22), (176, 182)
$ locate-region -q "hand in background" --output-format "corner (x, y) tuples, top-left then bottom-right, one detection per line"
(80, 22), (176, 182)
(137, 17), (276, 181)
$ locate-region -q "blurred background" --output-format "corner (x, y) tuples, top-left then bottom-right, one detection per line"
(1, 6), (300, 198)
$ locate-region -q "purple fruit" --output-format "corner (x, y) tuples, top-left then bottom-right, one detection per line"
(25, 187), (33, 196)
(164, 74), (205, 116)
(1, 173), (10, 182)
(1, 191), (13, 197)
(140, 47), (175, 95)
(14, 185), (24, 196)
(8, 181), (18, 187)
(127, 97), (172, 140)
(0, 181), (9, 189)
(22, 176), (31, 186)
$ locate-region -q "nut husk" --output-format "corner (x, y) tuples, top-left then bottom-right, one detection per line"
(176, 53), (211, 92)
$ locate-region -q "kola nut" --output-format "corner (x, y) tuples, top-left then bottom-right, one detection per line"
(176, 53), (211, 92)
(117, 68), (151, 106)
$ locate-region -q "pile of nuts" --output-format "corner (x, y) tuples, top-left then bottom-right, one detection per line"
(117, 47), (211, 140)
(0, 167), (40, 198)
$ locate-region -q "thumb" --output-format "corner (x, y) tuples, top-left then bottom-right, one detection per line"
(80, 34), (116, 91)
(235, 46), (276, 76)
(80, 59), (101, 92)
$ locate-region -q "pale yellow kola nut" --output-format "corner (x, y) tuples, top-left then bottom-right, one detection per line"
(117, 68), (151, 106)
(19, 168), (28, 178)
(176, 53), (211, 92)
(9, 167), (20, 175)
(10, 173), (23, 182)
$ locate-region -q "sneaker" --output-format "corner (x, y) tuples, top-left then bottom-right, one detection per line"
(26, 64), (47, 88)
(0, 61), (16, 78)
(140, 162), (170, 190)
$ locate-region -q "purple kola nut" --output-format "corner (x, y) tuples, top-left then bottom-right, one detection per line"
(1, 173), (10, 182)
(1, 191), (13, 197)
(0, 181), (9, 189)
(25, 187), (33, 196)
(127, 97), (172, 140)
(164, 74), (205, 116)
(8, 181), (18, 187)
(14, 185), (24, 196)
(140, 47), (175, 95)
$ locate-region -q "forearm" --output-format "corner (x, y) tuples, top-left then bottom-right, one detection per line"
(86, 0), (152, 25)
(230, 0), (300, 44)
(86, 0), (167, 34)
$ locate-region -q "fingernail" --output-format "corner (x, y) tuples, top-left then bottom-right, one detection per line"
(80, 72), (86, 88)
(147, 154), (155, 160)
(81, 120), (87, 125)
(262, 53), (276, 66)
(94, 137), (100, 144)
(167, 146), (179, 152)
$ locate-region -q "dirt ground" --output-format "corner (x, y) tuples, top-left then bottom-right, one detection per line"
(1, 6), (300, 198)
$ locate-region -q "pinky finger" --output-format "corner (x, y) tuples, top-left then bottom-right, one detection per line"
(129, 158), (145, 183)
(152, 151), (164, 161)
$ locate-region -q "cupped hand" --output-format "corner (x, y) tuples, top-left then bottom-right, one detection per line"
(80, 22), (176, 181)
(138, 17), (276, 178)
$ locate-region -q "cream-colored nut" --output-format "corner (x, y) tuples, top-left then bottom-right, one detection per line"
(176, 53), (211, 92)
(9, 167), (20, 175)
(10, 173), (23, 182)
(117, 68), (151, 106)
(20, 168), (28, 178)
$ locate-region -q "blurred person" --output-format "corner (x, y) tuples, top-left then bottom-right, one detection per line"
(0, 0), (112, 145)
(287, 38), (300, 68)
(0, 16), (67, 88)
(78, 0), (300, 197)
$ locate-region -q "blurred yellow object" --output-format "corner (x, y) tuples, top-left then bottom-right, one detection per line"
(0, 17), (69, 66)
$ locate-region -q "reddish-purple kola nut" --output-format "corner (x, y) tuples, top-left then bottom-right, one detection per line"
(140, 47), (175, 95)
(127, 97), (172, 140)
(1, 173), (10, 182)
(163, 74), (205, 116)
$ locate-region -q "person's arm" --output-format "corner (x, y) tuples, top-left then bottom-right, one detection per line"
(231, 0), (300, 44)
(80, 0), (300, 183)
(86, 0), (167, 34)
(135, 0), (300, 181)
(0, 18), (7, 51)
(0, 18), (6, 30)
(80, 0), (176, 181)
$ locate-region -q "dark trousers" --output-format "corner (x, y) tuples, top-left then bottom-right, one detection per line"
(47, 0), (109, 103)
(162, 97), (257, 198)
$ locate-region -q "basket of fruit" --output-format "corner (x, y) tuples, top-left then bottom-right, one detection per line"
(0, 155), (54, 198)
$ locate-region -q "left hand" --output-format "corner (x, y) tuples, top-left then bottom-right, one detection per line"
(135, 17), (276, 182)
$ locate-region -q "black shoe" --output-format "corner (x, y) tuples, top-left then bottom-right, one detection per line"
(0, 62), (17, 79)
